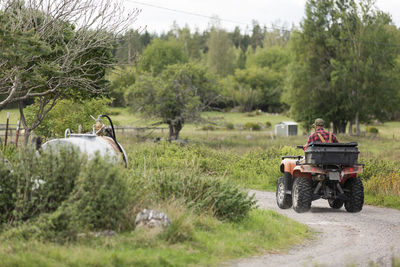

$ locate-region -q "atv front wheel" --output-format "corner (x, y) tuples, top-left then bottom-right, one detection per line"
(276, 177), (292, 209)
(328, 198), (344, 209)
(292, 178), (312, 213)
(344, 177), (364, 213)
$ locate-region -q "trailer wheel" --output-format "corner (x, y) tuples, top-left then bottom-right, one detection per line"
(292, 178), (312, 213)
(328, 199), (344, 209)
(276, 177), (292, 209)
(344, 177), (364, 213)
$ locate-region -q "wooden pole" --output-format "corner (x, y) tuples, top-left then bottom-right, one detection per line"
(4, 112), (9, 146)
(15, 120), (20, 148)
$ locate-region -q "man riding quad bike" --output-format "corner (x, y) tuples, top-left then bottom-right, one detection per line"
(276, 120), (364, 213)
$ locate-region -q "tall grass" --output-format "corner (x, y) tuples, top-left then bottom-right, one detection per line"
(127, 141), (301, 190)
(360, 157), (400, 209)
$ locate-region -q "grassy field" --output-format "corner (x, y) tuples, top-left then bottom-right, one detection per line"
(1, 107), (399, 266)
(0, 209), (309, 267)
(109, 108), (400, 210)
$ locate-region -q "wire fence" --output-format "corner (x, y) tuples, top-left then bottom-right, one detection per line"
(114, 126), (167, 134)
(0, 123), (25, 147)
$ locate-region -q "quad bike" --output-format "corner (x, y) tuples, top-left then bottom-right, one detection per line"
(276, 142), (364, 213)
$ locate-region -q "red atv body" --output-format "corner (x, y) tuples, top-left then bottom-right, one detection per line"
(276, 142), (364, 213)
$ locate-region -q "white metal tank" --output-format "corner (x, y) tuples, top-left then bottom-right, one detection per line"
(41, 115), (128, 167)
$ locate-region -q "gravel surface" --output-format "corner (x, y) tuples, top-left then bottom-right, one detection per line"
(229, 190), (400, 267)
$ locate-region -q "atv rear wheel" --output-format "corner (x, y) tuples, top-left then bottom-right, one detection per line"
(292, 178), (312, 213)
(344, 177), (364, 213)
(328, 198), (344, 209)
(276, 177), (292, 209)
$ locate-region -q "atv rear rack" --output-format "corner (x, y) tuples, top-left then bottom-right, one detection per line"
(281, 156), (303, 160)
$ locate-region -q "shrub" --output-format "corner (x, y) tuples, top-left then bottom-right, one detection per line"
(148, 171), (256, 222)
(7, 148), (82, 223)
(67, 155), (129, 230)
(245, 112), (255, 117)
(2, 155), (130, 242)
(201, 124), (215, 131)
(364, 172), (400, 197)
(359, 158), (400, 182)
(367, 127), (379, 134)
(225, 122), (234, 130)
(265, 121), (272, 128)
(244, 122), (261, 131)
(159, 201), (195, 244)
(0, 160), (15, 224)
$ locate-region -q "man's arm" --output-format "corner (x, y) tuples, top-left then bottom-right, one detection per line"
(304, 134), (313, 150)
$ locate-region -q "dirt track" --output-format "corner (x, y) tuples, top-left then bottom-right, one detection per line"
(230, 190), (400, 267)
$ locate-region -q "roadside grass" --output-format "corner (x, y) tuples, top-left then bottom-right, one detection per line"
(364, 193), (400, 210)
(0, 209), (310, 267)
(0, 144), (310, 267)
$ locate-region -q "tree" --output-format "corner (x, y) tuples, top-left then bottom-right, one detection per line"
(114, 29), (154, 65)
(206, 27), (236, 77)
(233, 66), (282, 112)
(126, 63), (218, 140)
(108, 66), (136, 107)
(0, 0), (138, 143)
(250, 21), (264, 51)
(284, 0), (343, 131)
(333, 0), (400, 134)
(139, 38), (188, 75)
(284, 0), (399, 133)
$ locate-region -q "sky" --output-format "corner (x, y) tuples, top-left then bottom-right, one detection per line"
(123, 0), (400, 34)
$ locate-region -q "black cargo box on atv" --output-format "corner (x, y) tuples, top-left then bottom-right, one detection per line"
(304, 142), (359, 165)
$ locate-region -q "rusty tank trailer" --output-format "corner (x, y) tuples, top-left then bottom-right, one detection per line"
(41, 115), (128, 167)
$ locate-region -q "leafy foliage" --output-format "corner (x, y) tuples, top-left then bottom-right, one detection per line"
(25, 98), (111, 138)
(147, 171), (256, 222)
(0, 148), (83, 224)
(107, 66), (136, 106)
(206, 27), (236, 77)
(139, 39), (188, 75)
(127, 63), (218, 139)
(284, 0), (400, 132)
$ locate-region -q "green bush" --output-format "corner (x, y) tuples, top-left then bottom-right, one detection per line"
(0, 160), (15, 224)
(0, 146), (131, 240)
(265, 121), (272, 128)
(367, 127), (379, 134)
(225, 122), (234, 130)
(25, 98), (111, 138)
(147, 171), (256, 222)
(244, 122), (261, 131)
(201, 124), (215, 131)
(67, 155), (129, 230)
(3, 148), (82, 223)
(359, 158), (400, 182)
(163, 212), (194, 244)
(2, 155), (130, 242)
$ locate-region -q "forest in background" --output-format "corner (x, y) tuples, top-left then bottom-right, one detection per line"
(110, 0), (400, 135)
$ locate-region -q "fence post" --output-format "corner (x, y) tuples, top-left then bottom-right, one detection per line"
(15, 120), (20, 148)
(4, 112), (9, 146)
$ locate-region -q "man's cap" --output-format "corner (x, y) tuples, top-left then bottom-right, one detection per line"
(313, 118), (325, 127)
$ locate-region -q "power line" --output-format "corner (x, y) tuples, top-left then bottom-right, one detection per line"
(126, 0), (249, 26)
(124, 0), (292, 33)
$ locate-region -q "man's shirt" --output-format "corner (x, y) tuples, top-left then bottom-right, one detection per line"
(304, 128), (338, 150)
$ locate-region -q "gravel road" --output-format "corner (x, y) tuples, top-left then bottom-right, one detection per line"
(230, 190), (400, 267)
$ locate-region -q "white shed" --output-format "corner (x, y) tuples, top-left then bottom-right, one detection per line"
(275, 122), (298, 136)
